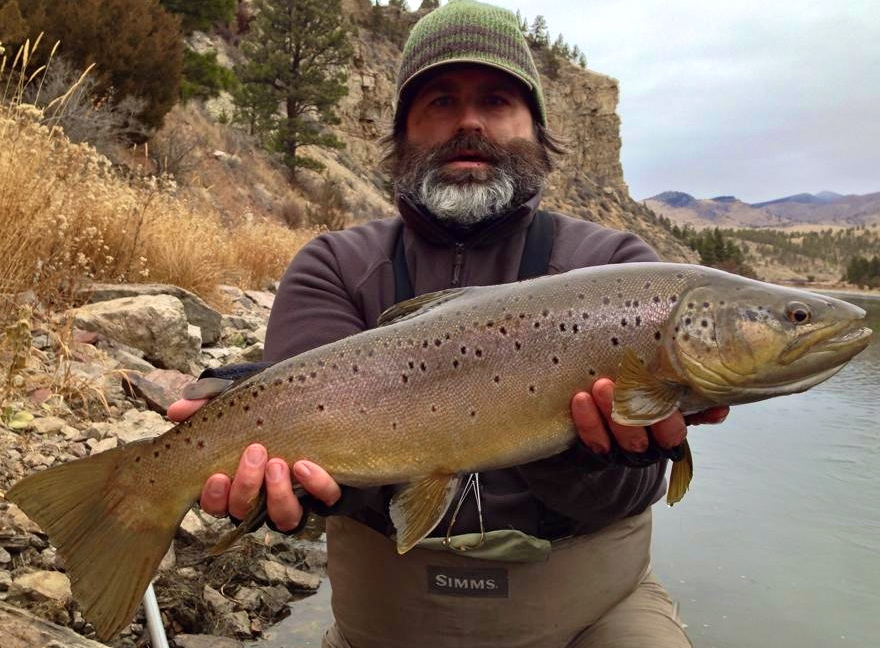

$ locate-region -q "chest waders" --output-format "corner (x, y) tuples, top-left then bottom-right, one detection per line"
(323, 213), (657, 648)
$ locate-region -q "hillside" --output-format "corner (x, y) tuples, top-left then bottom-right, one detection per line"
(176, 0), (697, 264)
(645, 190), (880, 229)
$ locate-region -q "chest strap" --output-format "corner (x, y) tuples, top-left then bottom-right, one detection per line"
(393, 211), (555, 304)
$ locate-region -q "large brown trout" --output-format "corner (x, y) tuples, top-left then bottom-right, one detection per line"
(6, 263), (873, 639)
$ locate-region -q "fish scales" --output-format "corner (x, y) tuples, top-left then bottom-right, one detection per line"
(5, 262), (872, 640)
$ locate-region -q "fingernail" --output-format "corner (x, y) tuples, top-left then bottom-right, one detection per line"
(266, 461), (285, 481)
(630, 438), (649, 452)
(207, 478), (225, 498)
(245, 445), (265, 466)
(294, 462), (312, 480)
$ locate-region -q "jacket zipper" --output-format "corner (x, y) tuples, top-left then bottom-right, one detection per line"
(451, 243), (465, 286)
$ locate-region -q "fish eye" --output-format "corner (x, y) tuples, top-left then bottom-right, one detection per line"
(785, 302), (811, 324)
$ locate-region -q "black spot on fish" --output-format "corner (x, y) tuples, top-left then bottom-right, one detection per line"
(297, 375), (306, 383)
(703, 302), (710, 308)
(499, 326), (508, 335)
(559, 323), (567, 332)
(470, 410), (476, 417)
(635, 316), (642, 326)
(434, 339), (442, 347)
(542, 309), (550, 317)
(475, 349), (483, 358)
(654, 331), (662, 340)
(552, 356), (559, 364)
(519, 313), (526, 319)
(493, 375), (501, 383)
(533, 322), (541, 328)
(701, 320), (709, 327)
(611, 337), (620, 346)
(217, 412), (223, 419)
(431, 405), (437, 412)
(165, 443), (171, 450)
(572, 324), (580, 333)
(529, 385), (536, 393)
(676, 272), (684, 279)
(274, 379), (282, 386)
(256, 419), (264, 427)
(352, 365), (359, 373)
(202, 415), (208, 422)
(514, 341), (522, 351)
(589, 369), (596, 376)
(288, 376), (294, 383)
(422, 340), (429, 348)
(154, 451), (160, 458)
(460, 346), (467, 355)
(401, 374), (408, 384)
(582, 312), (590, 320)
(318, 404), (325, 412)
(633, 300), (640, 307)
(392, 422), (397, 430)
(486, 321), (494, 327)
(644, 282), (652, 289)
(603, 297), (610, 305)
(685, 317), (692, 325)
(185, 438), (192, 444)
(621, 318), (628, 327)
(408, 361), (415, 369)
(135, 456), (141, 463)
(420, 362), (427, 372)
(625, 300), (632, 307)
(149, 479), (155, 485)
(310, 371), (317, 378)
(670, 295), (678, 303)
(688, 302), (695, 309)
(653, 296), (661, 303)
(243, 405), (250, 412)
(578, 293), (585, 300)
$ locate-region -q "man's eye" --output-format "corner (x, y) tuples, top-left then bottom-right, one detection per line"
(486, 95), (510, 106)
(429, 95), (453, 107)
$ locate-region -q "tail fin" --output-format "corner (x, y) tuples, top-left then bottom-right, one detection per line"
(5, 443), (192, 640)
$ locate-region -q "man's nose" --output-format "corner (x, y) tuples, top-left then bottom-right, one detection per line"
(455, 103), (485, 134)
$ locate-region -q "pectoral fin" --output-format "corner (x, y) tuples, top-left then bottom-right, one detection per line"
(389, 473), (460, 554)
(211, 488), (268, 555)
(612, 348), (685, 426)
(666, 439), (694, 506)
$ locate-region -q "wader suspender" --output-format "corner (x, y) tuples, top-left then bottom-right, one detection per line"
(392, 210), (556, 304)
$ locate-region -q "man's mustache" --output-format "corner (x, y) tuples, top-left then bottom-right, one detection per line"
(426, 134), (505, 166)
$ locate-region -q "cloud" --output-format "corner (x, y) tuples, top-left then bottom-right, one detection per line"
(509, 0), (880, 202)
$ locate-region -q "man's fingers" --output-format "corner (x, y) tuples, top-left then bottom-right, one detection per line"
(648, 410), (687, 449)
(571, 391), (611, 454)
(228, 444), (268, 520)
(265, 459), (304, 532)
(293, 460), (342, 507)
(167, 398), (209, 422)
(684, 405), (729, 426)
(200, 473), (231, 516)
(590, 379), (650, 452)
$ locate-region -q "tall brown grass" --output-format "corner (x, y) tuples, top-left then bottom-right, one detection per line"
(0, 38), (317, 327)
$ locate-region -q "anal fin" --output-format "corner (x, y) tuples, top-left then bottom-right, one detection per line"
(666, 439), (694, 506)
(389, 473), (460, 554)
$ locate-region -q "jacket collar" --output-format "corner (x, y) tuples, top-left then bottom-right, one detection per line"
(396, 192), (542, 248)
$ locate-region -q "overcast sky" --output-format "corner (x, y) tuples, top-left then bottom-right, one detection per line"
(502, 0), (880, 203)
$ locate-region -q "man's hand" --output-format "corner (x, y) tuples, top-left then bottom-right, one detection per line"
(572, 378), (729, 455)
(167, 399), (342, 532)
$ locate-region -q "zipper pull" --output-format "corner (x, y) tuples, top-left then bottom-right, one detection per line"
(451, 243), (465, 286)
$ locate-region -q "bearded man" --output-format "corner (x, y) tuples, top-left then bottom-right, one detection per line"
(170, 1), (726, 646)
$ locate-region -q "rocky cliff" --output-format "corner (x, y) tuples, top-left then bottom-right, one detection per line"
(295, 0), (696, 262)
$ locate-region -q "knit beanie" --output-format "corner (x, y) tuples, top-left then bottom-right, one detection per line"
(395, 0), (546, 131)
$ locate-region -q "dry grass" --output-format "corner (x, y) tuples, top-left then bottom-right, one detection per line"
(0, 39), (318, 326)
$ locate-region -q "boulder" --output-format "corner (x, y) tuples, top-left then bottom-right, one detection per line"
(9, 571), (71, 604)
(72, 295), (200, 373)
(83, 283), (223, 345)
(174, 634), (243, 648)
(0, 600), (110, 648)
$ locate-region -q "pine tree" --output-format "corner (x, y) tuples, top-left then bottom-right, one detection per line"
(159, 0), (235, 33)
(528, 15), (549, 48)
(233, 0), (352, 174)
(11, 0), (182, 133)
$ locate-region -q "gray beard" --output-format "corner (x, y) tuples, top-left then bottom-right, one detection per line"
(417, 169), (516, 226)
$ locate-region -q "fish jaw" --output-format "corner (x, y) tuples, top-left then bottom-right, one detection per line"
(670, 279), (873, 404)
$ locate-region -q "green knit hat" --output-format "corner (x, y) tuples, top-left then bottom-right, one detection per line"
(395, 0), (547, 131)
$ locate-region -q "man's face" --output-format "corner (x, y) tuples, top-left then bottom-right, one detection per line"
(394, 65), (551, 226)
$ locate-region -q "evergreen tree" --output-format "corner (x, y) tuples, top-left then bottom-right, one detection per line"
(159, 0), (235, 33)
(528, 15), (549, 48)
(11, 0), (183, 133)
(233, 0), (352, 174)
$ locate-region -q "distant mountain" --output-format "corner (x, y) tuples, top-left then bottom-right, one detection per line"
(750, 191), (880, 226)
(645, 192), (789, 229)
(645, 190), (880, 229)
(752, 191), (844, 208)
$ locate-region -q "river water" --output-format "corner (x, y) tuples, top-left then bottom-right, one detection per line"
(652, 292), (880, 648)
(257, 293), (879, 648)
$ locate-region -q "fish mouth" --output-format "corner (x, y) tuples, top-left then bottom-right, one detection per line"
(781, 321), (873, 366)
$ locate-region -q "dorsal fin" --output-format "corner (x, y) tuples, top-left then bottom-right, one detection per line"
(377, 287), (469, 327)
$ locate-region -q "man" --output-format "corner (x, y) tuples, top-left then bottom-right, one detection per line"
(169, 1), (726, 645)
